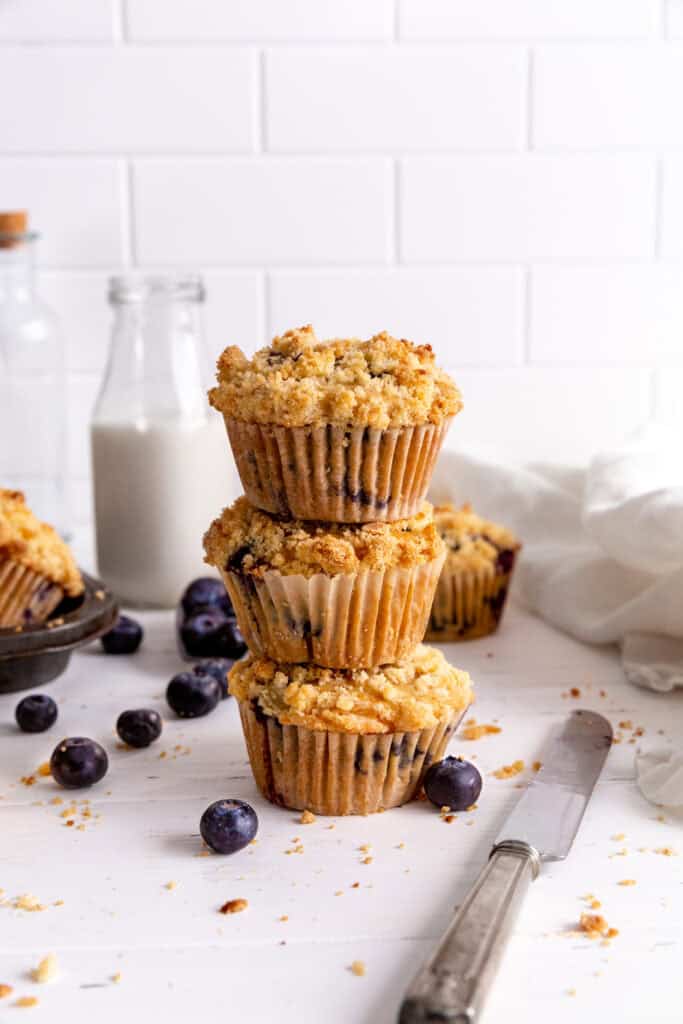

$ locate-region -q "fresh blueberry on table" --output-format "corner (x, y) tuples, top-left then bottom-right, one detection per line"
(180, 610), (246, 660)
(193, 659), (232, 699)
(166, 671), (221, 718)
(424, 756), (482, 811)
(116, 709), (163, 748)
(101, 614), (143, 655)
(181, 577), (234, 618)
(50, 737), (109, 789)
(15, 694), (58, 733)
(200, 798), (258, 854)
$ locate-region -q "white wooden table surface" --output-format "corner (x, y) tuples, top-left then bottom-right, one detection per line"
(1, 603), (682, 1023)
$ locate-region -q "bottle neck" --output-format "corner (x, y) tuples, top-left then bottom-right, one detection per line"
(0, 239), (36, 302)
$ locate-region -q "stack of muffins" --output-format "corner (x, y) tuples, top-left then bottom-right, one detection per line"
(204, 326), (473, 816)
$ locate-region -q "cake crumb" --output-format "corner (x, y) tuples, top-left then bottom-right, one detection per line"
(618, 879), (636, 886)
(279, 915), (289, 922)
(351, 882), (360, 889)
(618, 720), (632, 730)
(300, 809), (316, 825)
(350, 960), (366, 977)
(14, 894), (46, 913)
(50, 797), (63, 806)
(570, 688), (581, 698)
(36, 762), (51, 778)
(112, 972), (122, 984)
(566, 988), (577, 997)
(334, 890), (344, 896)
(0, 984), (13, 998)
(14, 996), (38, 1008)
(20, 776), (36, 787)
(165, 880), (178, 891)
(219, 898), (248, 915)
(462, 723), (501, 741)
(611, 833), (626, 841)
(32, 953), (58, 984)
(326, 824), (335, 830)
(654, 847), (677, 857)
(578, 913), (617, 940)
(492, 760), (524, 780)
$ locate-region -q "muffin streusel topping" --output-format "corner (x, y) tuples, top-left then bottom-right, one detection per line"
(434, 503), (520, 572)
(229, 644), (473, 734)
(209, 325), (462, 429)
(0, 490), (83, 595)
(204, 497), (444, 578)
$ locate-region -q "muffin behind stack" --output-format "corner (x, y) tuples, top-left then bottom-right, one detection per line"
(204, 326), (473, 815)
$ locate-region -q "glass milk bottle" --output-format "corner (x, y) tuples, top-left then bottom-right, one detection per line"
(0, 211), (67, 534)
(91, 275), (238, 607)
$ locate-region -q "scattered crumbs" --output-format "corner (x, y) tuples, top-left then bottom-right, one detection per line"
(14, 996), (38, 1008)
(532, 761), (542, 773)
(569, 688), (581, 698)
(492, 760), (525, 780)
(195, 850), (211, 858)
(326, 824), (335, 830)
(36, 763), (51, 778)
(165, 881), (178, 891)
(53, 900), (64, 908)
(20, 776), (36, 787)
(351, 882), (360, 889)
(362, 856), (373, 865)
(279, 915), (289, 922)
(158, 751), (167, 759)
(654, 847), (677, 857)
(609, 849), (628, 859)
(599, 690), (607, 698)
(50, 797), (62, 806)
(60, 806), (77, 818)
(611, 833), (626, 841)
(359, 843), (371, 853)
(335, 891), (344, 896)
(618, 720), (633, 730)
(440, 805), (450, 815)
(656, 815), (667, 823)
(396, 842), (405, 850)
(566, 988), (577, 997)
(32, 953), (58, 984)
(65, 820), (75, 828)
(465, 803), (477, 812)
(350, 960), (366, 977)
(618, 880), (636, 887)
(14, 894), (46, 913)
(461, 722), (502, 741)
(466, 820), (475, 827)
(442, 815), (455, 824)
(300, 809), (316, 825)
(219, 898), (248, 915)
(579, 913), (618, 941)
(112, 972), (122, 984)
(94, 589), (105, 600)
(0, 984), (13, 999)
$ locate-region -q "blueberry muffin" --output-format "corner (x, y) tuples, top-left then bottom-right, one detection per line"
(229, 644), (473, 815)
(204, 497), (445, 668)
(427, 503), (520, 642)
(0, 490), (83, 628)
(209, 325), (461, 522)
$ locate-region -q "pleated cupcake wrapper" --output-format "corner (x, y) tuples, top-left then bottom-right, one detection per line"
(224, 418), (452, 523)
(426, 556), (517, 642)
(221, 553), (445, 669)
(0, 559), (63, 629)
(238, 701), (469, 816)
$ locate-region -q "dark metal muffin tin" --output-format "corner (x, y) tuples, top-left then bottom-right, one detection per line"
(0, 572), (118, 694)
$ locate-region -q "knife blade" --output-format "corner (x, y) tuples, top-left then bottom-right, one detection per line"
(399, 710), (613, 1024)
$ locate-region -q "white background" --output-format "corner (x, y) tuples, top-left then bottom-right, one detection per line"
(2, 0), (683, 525)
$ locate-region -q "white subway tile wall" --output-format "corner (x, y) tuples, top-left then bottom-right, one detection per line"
(1, 0), (681, 523)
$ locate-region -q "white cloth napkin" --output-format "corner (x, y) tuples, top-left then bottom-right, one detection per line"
(429, 423), (683, 806)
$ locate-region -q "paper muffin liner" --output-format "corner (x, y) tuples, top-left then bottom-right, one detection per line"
(0, 559), (63, 629)
(223, 418), (453, 523)
(221, 553), (445, 669)
(237, 701), (469, 816)
(426, 551), (518, 642)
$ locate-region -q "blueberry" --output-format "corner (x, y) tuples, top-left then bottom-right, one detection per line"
(193, 659), (232, 700)
(101, 615), (143, 655)
(424, 756), (482, 811)
(180, 610), (246, 660)
(50, 737), (108, 789)
(116, 709), (162, 748)
(200, 798), (258, 854)
(181, 577), (234, 618)
(166, 672), (221, 718)
(15, 694), (58, 734)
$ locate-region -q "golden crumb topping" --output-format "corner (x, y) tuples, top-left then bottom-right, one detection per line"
(229, 644), (473, 734)
(0, 491), (83, 596)
(433, 503), (520, 572)
(209, 325), (462, 429)
(204, 497), (444, 578)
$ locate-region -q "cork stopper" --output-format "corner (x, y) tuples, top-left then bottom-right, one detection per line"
(0, 210), (29, 249)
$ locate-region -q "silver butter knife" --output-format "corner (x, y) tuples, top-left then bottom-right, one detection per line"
(399, 709), (613, 1024)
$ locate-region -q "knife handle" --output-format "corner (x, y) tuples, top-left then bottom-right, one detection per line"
(398, 840), (540, 1024)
